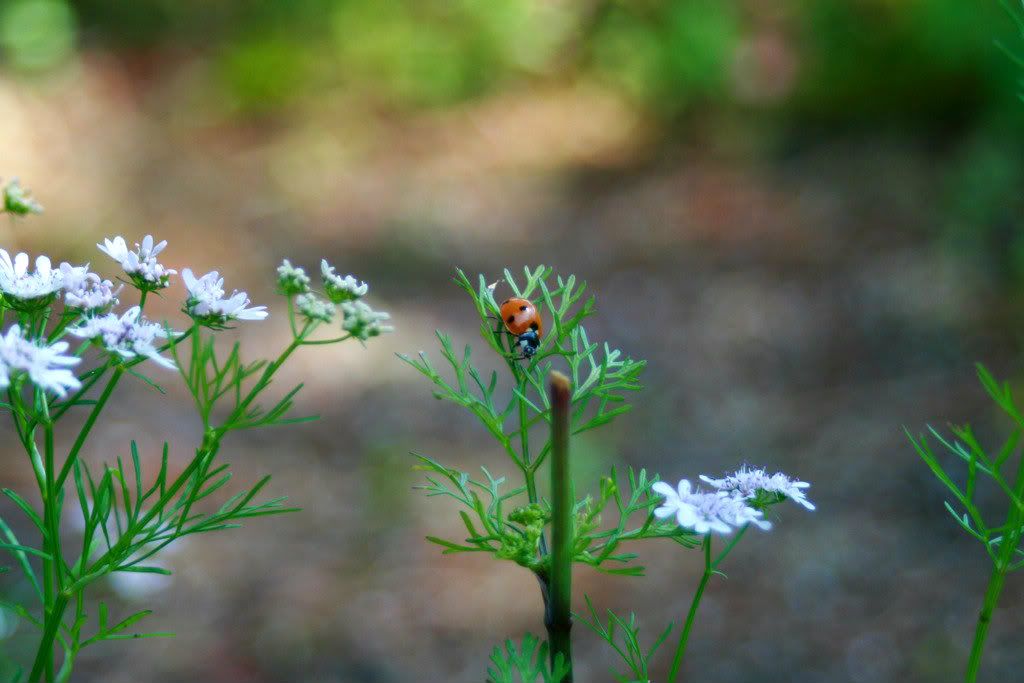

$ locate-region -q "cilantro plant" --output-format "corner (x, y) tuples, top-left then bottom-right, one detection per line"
(910, 365), (1024, 682)
(0, 180), (390, 682)
(404, 266), (814, 682)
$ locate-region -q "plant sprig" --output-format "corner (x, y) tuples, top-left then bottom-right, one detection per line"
(576, 596), (673, 683)
(910, 364), (1024, 682)
(486, 633), (571, 683)
(0, 217), (389, 683)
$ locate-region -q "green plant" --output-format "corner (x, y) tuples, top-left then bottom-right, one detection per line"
(404, 266), (814, 681)
(909, 365), (1024, 682)
(0, 183), (391, 682)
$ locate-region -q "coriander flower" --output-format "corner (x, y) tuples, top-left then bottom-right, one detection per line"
(3, 178), (42, 215)
(98, 235), (176, 290)
(0, 325), (81, 396)
(69, 306), (175, 369)
(321, 260), (368, 303)
(277, 259), (311, 295)
(700, 467), (815, 511)
(341, 300), (392, 341)
(0, 250), (64, 305)
(60, 263), (121, 311)
(296, 293), (334, 323)
(652, 479), (770, 535)
(182, 268), (267, 327)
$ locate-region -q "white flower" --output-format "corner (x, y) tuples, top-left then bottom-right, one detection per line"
(321, 260), (368, 303)
(182, 268), (267, 327)
(60, 263), (121, 311)
(70, 307), (174, 369)
(341, 300), (392, 341)
(652, 479), (771, 535)
(295, 293), (334, 323)
(700, 467), (815, 511)
(0, 325), (81, 396)
(98, 235), (176, 289)
(0, 250), (64, 303)
(277, 259), (311, 295)
(3, 178), (42, 216)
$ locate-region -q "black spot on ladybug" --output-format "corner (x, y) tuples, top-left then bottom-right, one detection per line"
(519, 305), (528, 311)
(507, 315), (516, 324)
(530, 322), (538, 331)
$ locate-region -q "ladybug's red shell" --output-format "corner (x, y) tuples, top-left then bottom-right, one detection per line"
(500, 297), (543, 337)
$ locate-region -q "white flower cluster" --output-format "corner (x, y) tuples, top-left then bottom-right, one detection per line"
(98, 235), (176, 290)
(278, 258), (391, 338)
(0, 325), (81, 396)
(60, 263), (121, 311)
(341, 300), (392, 341)
(0, 234), (394, 397)
(321, 260), (368, 303)
(276, 259), (310, 295)
(182, 268), (268, 327)
(296, 293), (334, 323)
(0, 251), (64, 303)
(654, 467), (814, 535)
(2, 178), (42, 216)
(69, 307), (175, 369)
(700, 466), (816, 511)
(653, 479), (771, 534)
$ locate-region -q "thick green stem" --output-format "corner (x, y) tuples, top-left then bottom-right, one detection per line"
(668, 535), (713, 683)
(547, 372), (573, 681)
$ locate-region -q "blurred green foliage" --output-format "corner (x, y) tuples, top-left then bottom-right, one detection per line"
(0, 0), (75, 70)
(0, 0), (1015, 121)
(0, 0), (1021, 281)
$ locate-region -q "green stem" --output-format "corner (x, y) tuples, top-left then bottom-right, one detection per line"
(27, 594), (67, 682)
(300, 333), (352, 345)
(668, 534), (713, 683)
(547, 372), (573, 681)
(966, 562), (1008, 683)
(54, 369), (124, 490)
(965, 452), (1024, 682)
(227, 334), (305, 425)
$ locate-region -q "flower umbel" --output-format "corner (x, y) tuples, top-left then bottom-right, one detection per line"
(321, 260), (368, 303)
(652, 479), (771, 535)
(341, 300), (391, 341)
(69, 306), (175, 369)
(182, 268), (268, 328)
(276, 259), (311, 295)
(295, 293), (334, 323)
(700, 467), (815, 511)
(0, 325), (81, 396)
(3, 178), (43, 215)
(0, 250), (64, 307)
(60, 263), (121, 311)
(98, 235), (176, 290)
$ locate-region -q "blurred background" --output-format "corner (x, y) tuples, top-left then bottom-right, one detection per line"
(1, 0), (1024, 681)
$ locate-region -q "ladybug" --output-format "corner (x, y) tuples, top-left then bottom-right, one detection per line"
(499, 297), (543, 358)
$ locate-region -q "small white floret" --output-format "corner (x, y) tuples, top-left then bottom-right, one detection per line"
(97, 235), (176, 289)
(0, 325), (82, 396)
(652, 479), (770, 535)
(341, 300), (392, 341)
(0, 250), (64, 302)
(700, 466), (815, 511)
(182, 268), (267, 327)
(69, 307), (175, 369)
(321, 260), (368, 303)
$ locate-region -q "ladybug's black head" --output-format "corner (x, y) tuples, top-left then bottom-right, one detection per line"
(517, 330), (540, 358)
